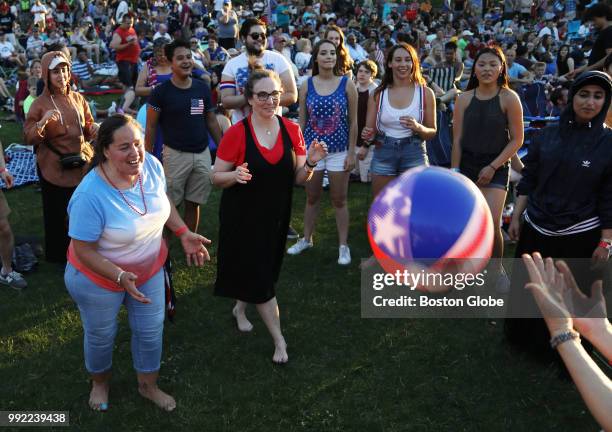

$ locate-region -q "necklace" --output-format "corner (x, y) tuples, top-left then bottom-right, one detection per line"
(100, 163), (148, 216)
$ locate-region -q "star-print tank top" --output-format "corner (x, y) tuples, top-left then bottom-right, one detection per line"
(304, 75), (349, 153)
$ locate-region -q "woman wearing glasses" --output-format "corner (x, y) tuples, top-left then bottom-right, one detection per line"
(212, 66), (327, 364)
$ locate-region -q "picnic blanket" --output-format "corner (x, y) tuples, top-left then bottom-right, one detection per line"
(81, 87), (124, 96)
(0, 145), (38, 189)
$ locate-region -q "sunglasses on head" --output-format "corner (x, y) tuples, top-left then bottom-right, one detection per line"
(249, 32), (266, 40)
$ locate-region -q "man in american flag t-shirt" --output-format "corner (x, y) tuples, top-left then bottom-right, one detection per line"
(146, 40), (223, 233)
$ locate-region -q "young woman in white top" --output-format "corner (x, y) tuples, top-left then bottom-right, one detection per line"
(361, 42), (437, 200)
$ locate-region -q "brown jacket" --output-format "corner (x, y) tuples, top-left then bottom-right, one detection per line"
(24, 51), (96, 188)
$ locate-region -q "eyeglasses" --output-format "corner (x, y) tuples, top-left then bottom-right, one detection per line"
(249, 32), (266, 40)
(255, 91), (282, 102)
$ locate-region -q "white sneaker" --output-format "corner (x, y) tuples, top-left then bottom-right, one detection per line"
(107, 101), (117, 116)
(338, 245), (351, 265)
(287, 238), (313, 255)
(0, 270), (27, 290)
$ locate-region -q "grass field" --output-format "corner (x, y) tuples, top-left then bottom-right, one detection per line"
(0, 101), (602, 431)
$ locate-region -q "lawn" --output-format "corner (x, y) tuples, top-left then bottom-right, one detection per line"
(0, 102), (602, 431)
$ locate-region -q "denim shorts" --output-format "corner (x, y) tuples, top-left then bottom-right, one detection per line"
(370, 134), (429, 176)
(460, 150), (509, 191)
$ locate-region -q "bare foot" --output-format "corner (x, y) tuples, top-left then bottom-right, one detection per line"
(138, 384), (176, 412)
(89, 381), (110, 411)
(232, 306), (253, 332)
(272, 338), (288, 364)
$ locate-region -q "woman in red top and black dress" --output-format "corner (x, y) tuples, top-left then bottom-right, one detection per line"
(212, 66), (327, 364)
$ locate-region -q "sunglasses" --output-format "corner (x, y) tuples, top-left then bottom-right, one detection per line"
(255, 90), (282, 102)
(249, 32), (266, 40)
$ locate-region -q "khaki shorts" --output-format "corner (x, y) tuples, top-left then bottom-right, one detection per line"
(163, 146), (212, 206)
(0, 190), (10, 219)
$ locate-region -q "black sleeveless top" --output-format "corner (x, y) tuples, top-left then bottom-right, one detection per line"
(214, 116), (295, 304)
(460, 88), (510, 156)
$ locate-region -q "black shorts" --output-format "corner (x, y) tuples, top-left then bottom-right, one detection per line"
(117, 60), (138, 87)
(460, 150), (509, 191)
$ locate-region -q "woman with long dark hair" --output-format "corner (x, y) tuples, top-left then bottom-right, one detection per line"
(556, 44), (575, 77)
(451, 46), (524, 290)
(361, 42), (437, 199)
(360, 42), (437, 267)
(287, 39), (358, 265)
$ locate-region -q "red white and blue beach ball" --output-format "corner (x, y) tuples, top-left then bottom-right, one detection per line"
(367, 166), (493, 274)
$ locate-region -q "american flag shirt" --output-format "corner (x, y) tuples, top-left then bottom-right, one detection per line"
(148, 79), (214, 153)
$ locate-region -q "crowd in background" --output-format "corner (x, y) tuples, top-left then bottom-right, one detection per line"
(0, 0), (608, 131)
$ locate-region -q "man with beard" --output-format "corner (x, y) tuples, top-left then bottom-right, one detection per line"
(220, 17), (297, 124)
(145, 39), (223, 233)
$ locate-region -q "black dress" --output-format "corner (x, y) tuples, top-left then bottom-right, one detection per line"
(214, 116), (295, 304)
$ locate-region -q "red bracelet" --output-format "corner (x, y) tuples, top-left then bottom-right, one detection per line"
(0, 167), (5, 173)
(598, 241), (612, 250)
(174, 225), (189, 237)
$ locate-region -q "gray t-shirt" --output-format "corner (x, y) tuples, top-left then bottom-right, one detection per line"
(217, 11), (238, 39)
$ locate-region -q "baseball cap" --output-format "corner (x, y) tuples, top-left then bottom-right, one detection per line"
(49, 53), (69, 70)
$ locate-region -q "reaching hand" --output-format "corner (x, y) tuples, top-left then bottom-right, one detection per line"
(522, 253), (573, 336)
(555, 260), (608, 339)
(120, 271), (151, 304)
(307, 139), (328, 164)
(179, 231), (212, 266)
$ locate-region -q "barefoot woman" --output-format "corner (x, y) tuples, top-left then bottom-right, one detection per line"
(65, 114), (211, 411)
(212, 66), (327, 363)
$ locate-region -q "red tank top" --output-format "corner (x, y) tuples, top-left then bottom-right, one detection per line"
(114, 26), (141, 63)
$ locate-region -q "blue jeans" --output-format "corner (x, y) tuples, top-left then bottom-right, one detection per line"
(65, 263), (165, 374)
(370, 134), (429, 176)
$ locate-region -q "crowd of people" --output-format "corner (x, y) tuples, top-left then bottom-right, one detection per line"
(0, 0), (610, 425)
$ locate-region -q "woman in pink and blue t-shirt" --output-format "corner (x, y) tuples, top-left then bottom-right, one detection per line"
(65, 114), (211, 413)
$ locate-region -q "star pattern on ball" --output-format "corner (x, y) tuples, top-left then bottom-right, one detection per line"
(372, 210), (406, 256)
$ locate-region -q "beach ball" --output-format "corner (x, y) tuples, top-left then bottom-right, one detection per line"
(367, 166), (493, 281)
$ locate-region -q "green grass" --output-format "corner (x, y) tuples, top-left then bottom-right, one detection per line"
(0, 105), (601, 431)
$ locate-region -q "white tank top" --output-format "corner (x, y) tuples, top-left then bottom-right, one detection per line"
(377, 85), (424, 139)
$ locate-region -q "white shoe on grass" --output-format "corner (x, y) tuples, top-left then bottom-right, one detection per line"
(338, 245), (351, 265)
(287, 238), (313, 255)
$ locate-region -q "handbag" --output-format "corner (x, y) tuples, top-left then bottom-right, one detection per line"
(44, 141), (88, 169)
(44, 94), (94, 169)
